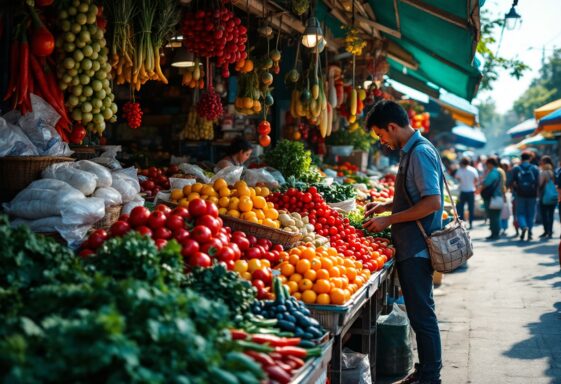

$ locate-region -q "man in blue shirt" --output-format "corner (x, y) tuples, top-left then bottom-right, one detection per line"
(511, 152), (540, 240)
(364, 100), (443, 384)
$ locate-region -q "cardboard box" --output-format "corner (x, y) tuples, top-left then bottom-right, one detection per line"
(338, 150), (370, 172)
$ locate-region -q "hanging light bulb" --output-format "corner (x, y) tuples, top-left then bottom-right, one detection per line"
(171, 48), (196, 68)
(504, 1), (521, 31)
(301, 16), (324, 48)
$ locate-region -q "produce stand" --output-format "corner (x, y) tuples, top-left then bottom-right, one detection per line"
(291, 339), (334, 384)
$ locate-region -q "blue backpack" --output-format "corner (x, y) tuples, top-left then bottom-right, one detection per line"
(515, 166), (538, 197)
(542, 178), (559, 205)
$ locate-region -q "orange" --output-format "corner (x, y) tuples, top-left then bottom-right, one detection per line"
(289, 273), (303, 283)
(346, 267), (358, 282)
(227, 209), (240, 218)
(188, 192), (201, 201)
(239, 196), (253, 212)
(249, 187), (256, 197)
(259, 187), (270, 197)
(191, 182), (203, 193)
(218, 207), (228, 215)
(296, 259), (311, 274)
(179, 198), (190, 208)
(330, 277), (343, 289)
(316, 269), (330, 280)
(280, 263), (295, 277)
(328, 266), (341, 278)
(354, 260), (363, 269)
(301, 248), (316, 260)
(354, 276), (365, 287)
(246, 215), (259, 224)
(340, 276), (349, 289)
(310, 258), (322, 271)
(218, 197), (230, 208)
(265, 208), (279, 220)
(170, 189), (183, 201)
(330, 288), (346, 305)
(254, 187), (262, 196)
(338, 266), (347, 275)
(348, 284), (358, 294)
(313, 279), (332, 294)
(230, 188), (239, 197)
(252, 196), (266, 209)
(344, 289), (351, 302)
(235, 181), (251, 196)
(208, 196), (219, 205)
(261, 259), (271, 268)
(301, 290), (317, 304)
(293, 292), (302, 300)
(254, 209), (265, 220)
(182, 185), (192, 196)
(286, 281), (299, 294)
(298, 278), (313, 291)
(320, 257), (333, 270)
(288, 253), (300, 265)
(228, 197), (240, 210)
(219, 187), (231, 197)
(316, 293), (330, 305)
(201, 185), (215, 197)
(344, 259), (355, 268)
(241, 271), (252, 280)
(304, 269), (317, 282)
(327, 247), (338, 256)
(242, 211), (257, 221)
(279, 251), (289, 262)
(213, 178), (228, 191)
(262, 218), (277, 228)
(266, 202), (275, 209)
(233, 260), (248, 273)
(290, 248), (302, 257)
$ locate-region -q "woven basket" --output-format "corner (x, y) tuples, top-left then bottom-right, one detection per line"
(93, 205), (123, 229)
(0, 156), (75, 202)
(220, 215), (301, 249)
(70, 146), (98, 160)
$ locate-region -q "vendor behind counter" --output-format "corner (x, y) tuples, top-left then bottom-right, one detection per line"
(214, 136), (253, 173)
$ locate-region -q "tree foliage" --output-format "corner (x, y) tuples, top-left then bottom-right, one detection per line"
(477, 12), (529, 92)
(513, 48), (561, 118)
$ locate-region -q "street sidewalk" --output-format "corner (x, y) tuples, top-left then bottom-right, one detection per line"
(377, 220), (561, 384)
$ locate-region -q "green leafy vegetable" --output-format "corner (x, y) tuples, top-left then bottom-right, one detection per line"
(264, 139), (320, 182)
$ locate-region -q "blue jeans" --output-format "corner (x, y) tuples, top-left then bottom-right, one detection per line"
(456, 191), (475, 227)
(516, 197), (537, 230)
(397, 257), (442, 381)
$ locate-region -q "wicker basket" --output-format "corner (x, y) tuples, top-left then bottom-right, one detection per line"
(70, 146), (98, 160)
(0, 156), (75, 202)
(93, 205), (123, 229)
(220, 215), (301, 248)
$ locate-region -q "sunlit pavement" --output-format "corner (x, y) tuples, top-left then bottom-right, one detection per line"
(377, 220), (561, 384)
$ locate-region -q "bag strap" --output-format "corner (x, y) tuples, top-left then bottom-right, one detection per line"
(401, 139), (457, 240)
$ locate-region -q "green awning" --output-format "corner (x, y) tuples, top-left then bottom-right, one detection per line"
(368, 0), (482, 101)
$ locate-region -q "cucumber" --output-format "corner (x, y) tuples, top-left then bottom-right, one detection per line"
(299, 339), (316, 348)
(308, 326), (324, 339)
(294, 327), (304, 337)
(277, 320), (295, 331)
(225, 352), (265, 379)
(285, 314), (296, 324)
(303, 332), (315, 340)
(209, 367), (240, 384)
(233, 372), (261, 384)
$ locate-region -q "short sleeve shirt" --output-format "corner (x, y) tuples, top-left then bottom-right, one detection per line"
(455, 166), (479, 192)
(400, 130), (445, 258)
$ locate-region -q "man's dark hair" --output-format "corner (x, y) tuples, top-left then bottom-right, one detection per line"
(460, 157), (470, 167)
(228, 136), (253, 155)
(366, 100), (410, 130)
(521, 152), (532, 161)
(486, 157), (498, 167)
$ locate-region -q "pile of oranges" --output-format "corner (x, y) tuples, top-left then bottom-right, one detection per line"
(275, 245), (371, 305)
(169, 179), (281, 228)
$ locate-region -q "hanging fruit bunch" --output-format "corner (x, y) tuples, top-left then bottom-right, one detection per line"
(122, 101), (143, 129)
(343, 26), (367, 56)
(291, 0), (310, 16)
(181, 5), (248, 78)
(180, 106), (214, 141)
(234, 71), (262, 115)
(181, 60), (206, 89)
(257, 120), (271, 147)
(196, 88), (223, 121)
(400, 100), (430, 133)
(234, 57), (254, 74)
(54, 0), (117, 135)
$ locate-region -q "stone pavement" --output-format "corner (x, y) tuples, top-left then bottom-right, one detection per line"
(377, 220), (561, 384)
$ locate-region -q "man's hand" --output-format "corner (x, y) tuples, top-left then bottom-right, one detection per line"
(364, 201), (391, 217)
(362, 216), (391, 233)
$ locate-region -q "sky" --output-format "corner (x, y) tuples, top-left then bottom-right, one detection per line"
(474, 0), (561, 113)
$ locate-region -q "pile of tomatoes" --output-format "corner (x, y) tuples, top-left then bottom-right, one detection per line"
(268, 187), (394, 271)
(196, 87), (224, 121)
(138, 165), (182, 198)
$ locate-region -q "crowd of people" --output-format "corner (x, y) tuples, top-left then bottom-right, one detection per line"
(452, 151), (560, 241)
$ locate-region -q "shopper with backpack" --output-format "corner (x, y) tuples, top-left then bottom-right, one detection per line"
(511, 152), (540, 241)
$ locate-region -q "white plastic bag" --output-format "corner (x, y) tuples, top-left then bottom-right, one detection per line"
(211, 165), (243, 186)
(112, 167), (140, 192)
(169, 177), (196, 190)
(0, 116), (39, 156)
(60, 197), (105, 226)
(328, 198), (356, 214)
(93, 187), (122, 207)
(122, 194), (145, 215)
(111, 177), (137, 203)
(90, 147), (122, 170)
(75, 160), (112, 188)
(11, 216), (90, 247)
(242, 168), (280, 188)
(341, 348), (371, 384)
(178, 163), (211, 184)
(265, 167), (286, 186)
(42, 162), (97, 195)
(3, 179), (85, 219)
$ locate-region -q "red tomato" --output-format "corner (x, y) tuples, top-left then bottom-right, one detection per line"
(174, 228), (190, 242)
(148, 211), (167, 230)
(205, 201), (219, 217)
(31, 26), (55, 57)
(166, 215), (185, 232)
(181, 239), (200, 257)
(196, 215), (221, 235)
(154, 204), (172, 215)
(142, 180), (155, 191)
(188, 199), (208, 217)
(216, 246), (235, 262)
(245, 246), (263, 259)
(78, 248), (95, 258)
(154, 239), (168, 249)
(272, 244), (283, 253)
(252, 279), (265, 290)
(172, 206), (190, 219)
(200, 238), (224, 255)
(191, 225), (212, 243)
(87, 229), (108, 249)
(257, 120), (271, 135)
(129, 206), (151, 228)
(256, 238), (272, 250)
(232, 235), (250, 251)
(136, 226), (152, 237)
(252, 268), (272, 285)
(118, 213), (130, 222)
(153, 227), (172, 240)
(229, 243), (241, 260)
(189, 252), (212, 268)
(258, 134), (271, 147)
(216, 232), (230, 246)
(247, 235), (257, 246)
(109, 220), (131, 237)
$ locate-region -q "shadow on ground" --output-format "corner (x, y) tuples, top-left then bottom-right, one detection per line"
(503, 302), (561, 384)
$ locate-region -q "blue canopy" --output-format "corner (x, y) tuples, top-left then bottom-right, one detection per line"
(537, 107), (561, 133)
(506, 119), (536, 139)
(451, 125), (487, 149)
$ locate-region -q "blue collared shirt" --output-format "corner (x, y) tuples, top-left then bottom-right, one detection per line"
(400, 131), (444, 258)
